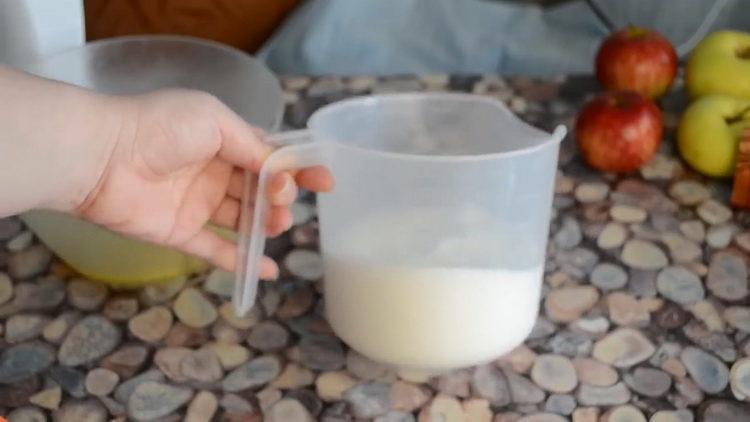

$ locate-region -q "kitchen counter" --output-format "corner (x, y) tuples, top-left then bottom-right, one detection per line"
(1, 75), (749, 421)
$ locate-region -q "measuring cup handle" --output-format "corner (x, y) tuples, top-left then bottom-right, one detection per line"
(233, 129), (328, 316)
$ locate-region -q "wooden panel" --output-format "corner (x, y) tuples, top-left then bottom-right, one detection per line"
(84, 0), (300, 52)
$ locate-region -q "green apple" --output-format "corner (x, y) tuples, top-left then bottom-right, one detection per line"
(686, 30), (750, 99)
(678, 95), (750, 178)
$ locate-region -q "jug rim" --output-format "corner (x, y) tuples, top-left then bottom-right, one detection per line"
(306, 92), (566, 162)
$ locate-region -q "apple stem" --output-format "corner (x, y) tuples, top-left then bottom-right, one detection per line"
(726, 107), (750, 126)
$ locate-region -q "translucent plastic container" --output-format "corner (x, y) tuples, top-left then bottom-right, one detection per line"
(17, 36), (283, 286)
(238, 92), (565, 372)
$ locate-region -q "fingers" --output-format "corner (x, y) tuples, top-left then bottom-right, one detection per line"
(267, 172), (298, 206)
(227, 169), (293, 204)
(180, 229), (237, 272)
(217, 169), (325, 238)
(229, 167), (334, 203)
(266, 206), (293, 236)
(170, 160), (232, 245)
(213, 101), (273, 172)
(227, 169), (248, 199)
(180, 228), (279, 279)
(210, 197), (292, 236)
(295, 166), (335, 192)
(259, 256), (280, 280)
(211, 197), (241, 229)
(232, 253), (280, 280)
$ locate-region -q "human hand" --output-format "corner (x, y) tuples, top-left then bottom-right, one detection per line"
(76, 89), (333, 278)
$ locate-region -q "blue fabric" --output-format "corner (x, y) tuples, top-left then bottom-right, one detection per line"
(258, 0), (749, 76)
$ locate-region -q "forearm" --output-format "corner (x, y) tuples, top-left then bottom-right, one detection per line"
(0, 65), (120, 216)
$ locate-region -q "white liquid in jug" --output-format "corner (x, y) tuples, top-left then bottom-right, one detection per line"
(322, 208), (543, 371)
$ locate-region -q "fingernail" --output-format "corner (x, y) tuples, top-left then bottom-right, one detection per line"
(277, 173), (292, 194)
(265, 265), (279, 281)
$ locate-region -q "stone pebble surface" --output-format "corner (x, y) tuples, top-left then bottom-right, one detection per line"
(1, 75), (750, 421)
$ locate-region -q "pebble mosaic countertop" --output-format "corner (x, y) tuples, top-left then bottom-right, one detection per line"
(1, 75), (750, 421)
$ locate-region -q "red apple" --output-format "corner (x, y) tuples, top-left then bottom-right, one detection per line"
(576, 91), (663, 173)
(596, 26), (678, 99)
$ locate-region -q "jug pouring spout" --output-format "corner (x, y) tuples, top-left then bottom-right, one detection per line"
(549, 125), (568, 147)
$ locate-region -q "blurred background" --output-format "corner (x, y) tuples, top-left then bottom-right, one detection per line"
(83, 0), (750, 75)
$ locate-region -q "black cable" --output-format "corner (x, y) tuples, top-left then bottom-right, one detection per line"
(584, 0), (616, 34)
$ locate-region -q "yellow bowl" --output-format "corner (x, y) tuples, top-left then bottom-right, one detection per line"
(21, 210), (207, 288)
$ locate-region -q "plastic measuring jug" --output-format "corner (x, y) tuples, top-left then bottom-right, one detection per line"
(237, 92), (566, 372)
